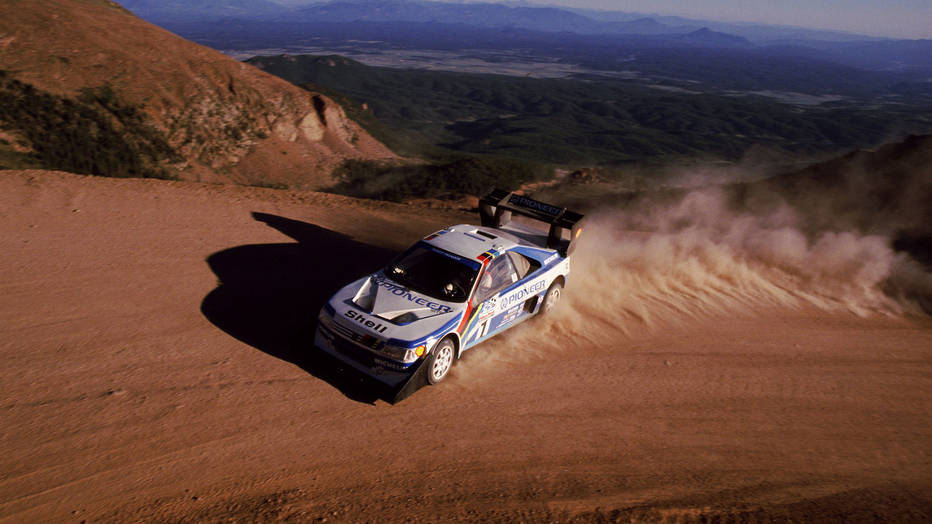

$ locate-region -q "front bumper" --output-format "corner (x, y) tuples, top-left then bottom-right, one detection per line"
(314, 322), (420, 387)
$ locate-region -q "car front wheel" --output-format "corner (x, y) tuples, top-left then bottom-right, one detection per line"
(426, 338), (455, 384)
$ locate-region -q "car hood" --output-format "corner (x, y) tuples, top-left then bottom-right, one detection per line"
(327, 274), (466, 344)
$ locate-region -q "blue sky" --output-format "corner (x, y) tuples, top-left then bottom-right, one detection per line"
(520, 0), (932, 38)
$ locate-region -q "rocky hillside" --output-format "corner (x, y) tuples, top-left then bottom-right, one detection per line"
(0, 0), (394, 188)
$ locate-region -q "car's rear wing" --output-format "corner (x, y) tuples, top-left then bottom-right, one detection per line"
(479, 189), (585, 255)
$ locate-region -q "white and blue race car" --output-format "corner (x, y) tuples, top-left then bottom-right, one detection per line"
(314, 189), (584, 397)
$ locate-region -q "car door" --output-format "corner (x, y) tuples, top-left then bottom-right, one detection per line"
(464, 255), (517, 347)
(491, 251), (546, 331)
(465, 252), (542, 347)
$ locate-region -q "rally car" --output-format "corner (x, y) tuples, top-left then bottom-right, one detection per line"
(314, 189), (584, 396)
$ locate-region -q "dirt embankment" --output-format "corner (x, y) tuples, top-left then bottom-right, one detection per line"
(1, 169), (930, 522)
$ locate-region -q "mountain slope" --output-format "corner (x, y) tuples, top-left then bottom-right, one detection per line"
(755, 134), (932, 238)
(0, 0), (393, 187)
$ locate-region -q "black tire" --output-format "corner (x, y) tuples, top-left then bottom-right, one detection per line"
(426, 338), (456, 385)
(540, 280), (563, 315)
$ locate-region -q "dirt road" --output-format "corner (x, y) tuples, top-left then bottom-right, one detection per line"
(1, 170), (930, 522)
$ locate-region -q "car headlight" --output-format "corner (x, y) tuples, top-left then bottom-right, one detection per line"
(382, 344), (427, 363)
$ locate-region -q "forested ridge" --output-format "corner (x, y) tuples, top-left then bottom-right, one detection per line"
(249, 54), (932, 166)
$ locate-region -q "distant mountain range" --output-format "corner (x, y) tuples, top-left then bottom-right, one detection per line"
(116, 0), (880, 41)
(118, 0), (932, 74)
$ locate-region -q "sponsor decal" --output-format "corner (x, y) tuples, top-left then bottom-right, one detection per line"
(477, 249), (500, 263)
(423, 229), (449, 241)
(479, 297), (497, 322)
(372, 276), (454, 313)
(499, 280), (547, 309)
(502, 305), (522, 325)
(543, 253), (559, 265)
(429, 245), (470, 264)
(508, 194), (563, 218)
(345, 310), (389, 334)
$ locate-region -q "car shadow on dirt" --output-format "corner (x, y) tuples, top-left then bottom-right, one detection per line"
(201, 212), (401, 404)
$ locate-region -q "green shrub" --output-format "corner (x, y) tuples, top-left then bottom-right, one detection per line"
(330, 156), (551, 202)
(0, 71), (178, 179)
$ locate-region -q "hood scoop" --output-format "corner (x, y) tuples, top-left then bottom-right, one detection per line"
(352, 276), (377, 313)
(352, 276), (450, 324)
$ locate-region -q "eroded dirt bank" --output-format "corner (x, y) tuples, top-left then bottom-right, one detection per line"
(1, 170), (930, 522)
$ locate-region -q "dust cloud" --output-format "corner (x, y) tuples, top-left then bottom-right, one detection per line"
(572, 188), (925, 316)
(473, 183), (931, 366)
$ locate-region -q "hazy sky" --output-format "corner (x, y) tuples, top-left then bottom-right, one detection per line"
(511, 0), (932, 39)
(273, 1), (931, 39)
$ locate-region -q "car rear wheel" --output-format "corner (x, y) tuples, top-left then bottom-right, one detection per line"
(540, 281), (563, 315)
(426, 338), (455, 385)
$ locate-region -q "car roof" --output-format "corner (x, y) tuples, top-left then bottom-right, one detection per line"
(423, 224), (529, 261)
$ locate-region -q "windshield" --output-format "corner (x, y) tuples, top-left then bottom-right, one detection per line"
(385, 243), (480, 303)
